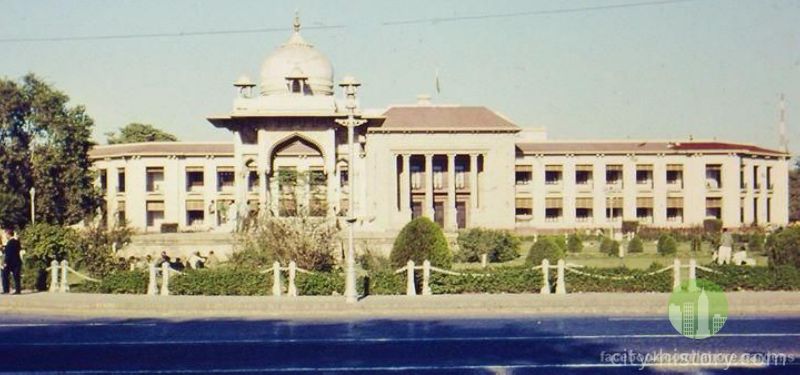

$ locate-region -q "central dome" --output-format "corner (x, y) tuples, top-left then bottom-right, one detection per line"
(259, 16), (334, 96)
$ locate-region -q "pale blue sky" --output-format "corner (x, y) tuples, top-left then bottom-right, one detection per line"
(1, 0), (798, 152)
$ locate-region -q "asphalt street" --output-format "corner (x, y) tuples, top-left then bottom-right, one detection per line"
(0, 315), (797, 373)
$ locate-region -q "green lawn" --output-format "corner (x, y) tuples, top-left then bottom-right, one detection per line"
(454, 239), (769, 270)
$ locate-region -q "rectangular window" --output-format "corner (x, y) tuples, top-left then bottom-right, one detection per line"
(146, 200), (165, 227)
(146, 167), (164, 193)
(575, 165), (593, 186)
(117, 170), (126, 193)
(666, 164), (683, 189)
(116, 200), (126, 224)
(766, 167), (773, 190)
(706, 164), (722, 189)
(185, 167), (204, 192)
(636, 197), (653, 223)
(753, 166), (760, 190)
(515, 197), (533, 217)
(606, 197), (623, 221)
(545, 165), (562, 185)
(515, 165), (532, 185)
(667, 197), (683, 222)
(248, 170), (259, 192)
(606, 164), (623, 187)
(185, 200), (205, 227)
(706, 197), (722, 219)
(636, 164), (653, 187)
(545, 197), (562, 222)
(767, 197), (772, 222)
(575, 197), (593, 222)
(99, 169), (107, 193)
(216, 167), (235, 193)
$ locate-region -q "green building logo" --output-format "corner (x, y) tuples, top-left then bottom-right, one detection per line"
(668, 279), (728, 339)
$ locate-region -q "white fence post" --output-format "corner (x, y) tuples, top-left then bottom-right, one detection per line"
(540, 259), (550, 294)
(147, 262), (158, 296)
(160, 262), (170, 296)
(555, 259), (566, 295)
(272, 261), (282, 297)
(480, 254), (488, 269)
(288, 261), (298, 297)
(672, 258), (681, 291)
(49, 260), (59, 293)
(59, 260), (69, 293)
(406, 260), (416, 296)
(422, 260), (432, 296)
(688, 258), (697, 291)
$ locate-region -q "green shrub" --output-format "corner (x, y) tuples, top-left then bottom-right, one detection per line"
(767, 226), (800, 268)
(171, 268), (271, 295)
(362, 270), (405, 295)
(599, 237), (620, 256)
(73, 270), (148, 294)
(621, 220), (639, 234)
(526, 237), (565, 266)
(748, 233), (765, 253)
(565, 267), (673, 293)
(627, 236), (644, 253)
(296, 272), (344, 296)
(657, 234), (678, 255)
(357, 247), (392, 272)
(566, 234), (583, 253)
(456, 228), (521, 263)
(390, 217), (452, 268)
(706, 265), (800, 291)
(703, 218), (723, 234)
(549, 235), (567, 253)
(430, 266), (543, 294)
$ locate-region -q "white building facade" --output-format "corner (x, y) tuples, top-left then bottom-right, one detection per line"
(90, 17), (790, 236)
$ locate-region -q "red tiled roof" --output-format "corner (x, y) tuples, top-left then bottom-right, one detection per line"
(89, 142), (233, 159)
(515, 141), (787, 156)
(375, 106), (519, 132)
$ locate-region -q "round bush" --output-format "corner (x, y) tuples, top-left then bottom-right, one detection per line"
(767, 226), (800, 268)
(390, 217), (452, 268)
(526, 237), (565, 266)
(657, 234), (678, 255)
(600, 237), (620, 256)
(567, 233), (583, 253)
(627, 236), (644, 253)
(456, 228), (521, 263)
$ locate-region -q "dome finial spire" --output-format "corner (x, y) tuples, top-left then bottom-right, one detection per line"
(293, 10), (301, 33)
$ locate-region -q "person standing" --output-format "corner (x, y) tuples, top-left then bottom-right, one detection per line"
(2, 229), (22, 294)
(717, 228), (733, 265)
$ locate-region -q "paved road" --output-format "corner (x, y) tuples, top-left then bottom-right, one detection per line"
(0, 315), (797, 373)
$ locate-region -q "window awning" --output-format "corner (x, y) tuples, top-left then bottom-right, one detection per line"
(606, 197), (623, 208)
(706, 198), (722, 208)
(575, 197), (593, 209)
(637, 164), (653, 171)
(545, 165), (562, 172)
(545, 197), (562, 209)
(636, 197), (654, 208)
(185, 166), (204, 172)
(516, 165), (533, 173)
(667, 164), (683, 172)
(706, 164), (722, 170)
(185, 200), (204, 211)
(667, 197), (684, 208)
(146, 201), (164, 211)
(606, 164), (623, 171)
(575, 165), (593, 172)
(515, 197), (533, 209)
(217, 166), (235, 172)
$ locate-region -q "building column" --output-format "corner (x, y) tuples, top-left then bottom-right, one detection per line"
(326, 166), (337, 218)
(259, 166), (268, 214)
(425, 154), (434, 219)
(446, 153), (457, 230)
(469, 153), (479, 224)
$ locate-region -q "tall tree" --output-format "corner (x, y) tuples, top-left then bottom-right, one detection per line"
(790, 159), (800, 222)
(106, 122), (178, 144)
(0, 74), (100, 228)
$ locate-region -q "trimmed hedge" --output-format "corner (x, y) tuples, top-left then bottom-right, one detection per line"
(74, 263), (800, 295)
(73, 270), (149, 294)
(390, 217), (452, 268)
(171, 268), (272, 296)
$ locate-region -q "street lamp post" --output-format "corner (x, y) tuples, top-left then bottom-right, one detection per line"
(335, 75), (367, 304)
(29, 187), (36, 225)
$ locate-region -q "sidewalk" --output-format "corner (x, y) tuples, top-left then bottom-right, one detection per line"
(1, 292), (799, 319)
